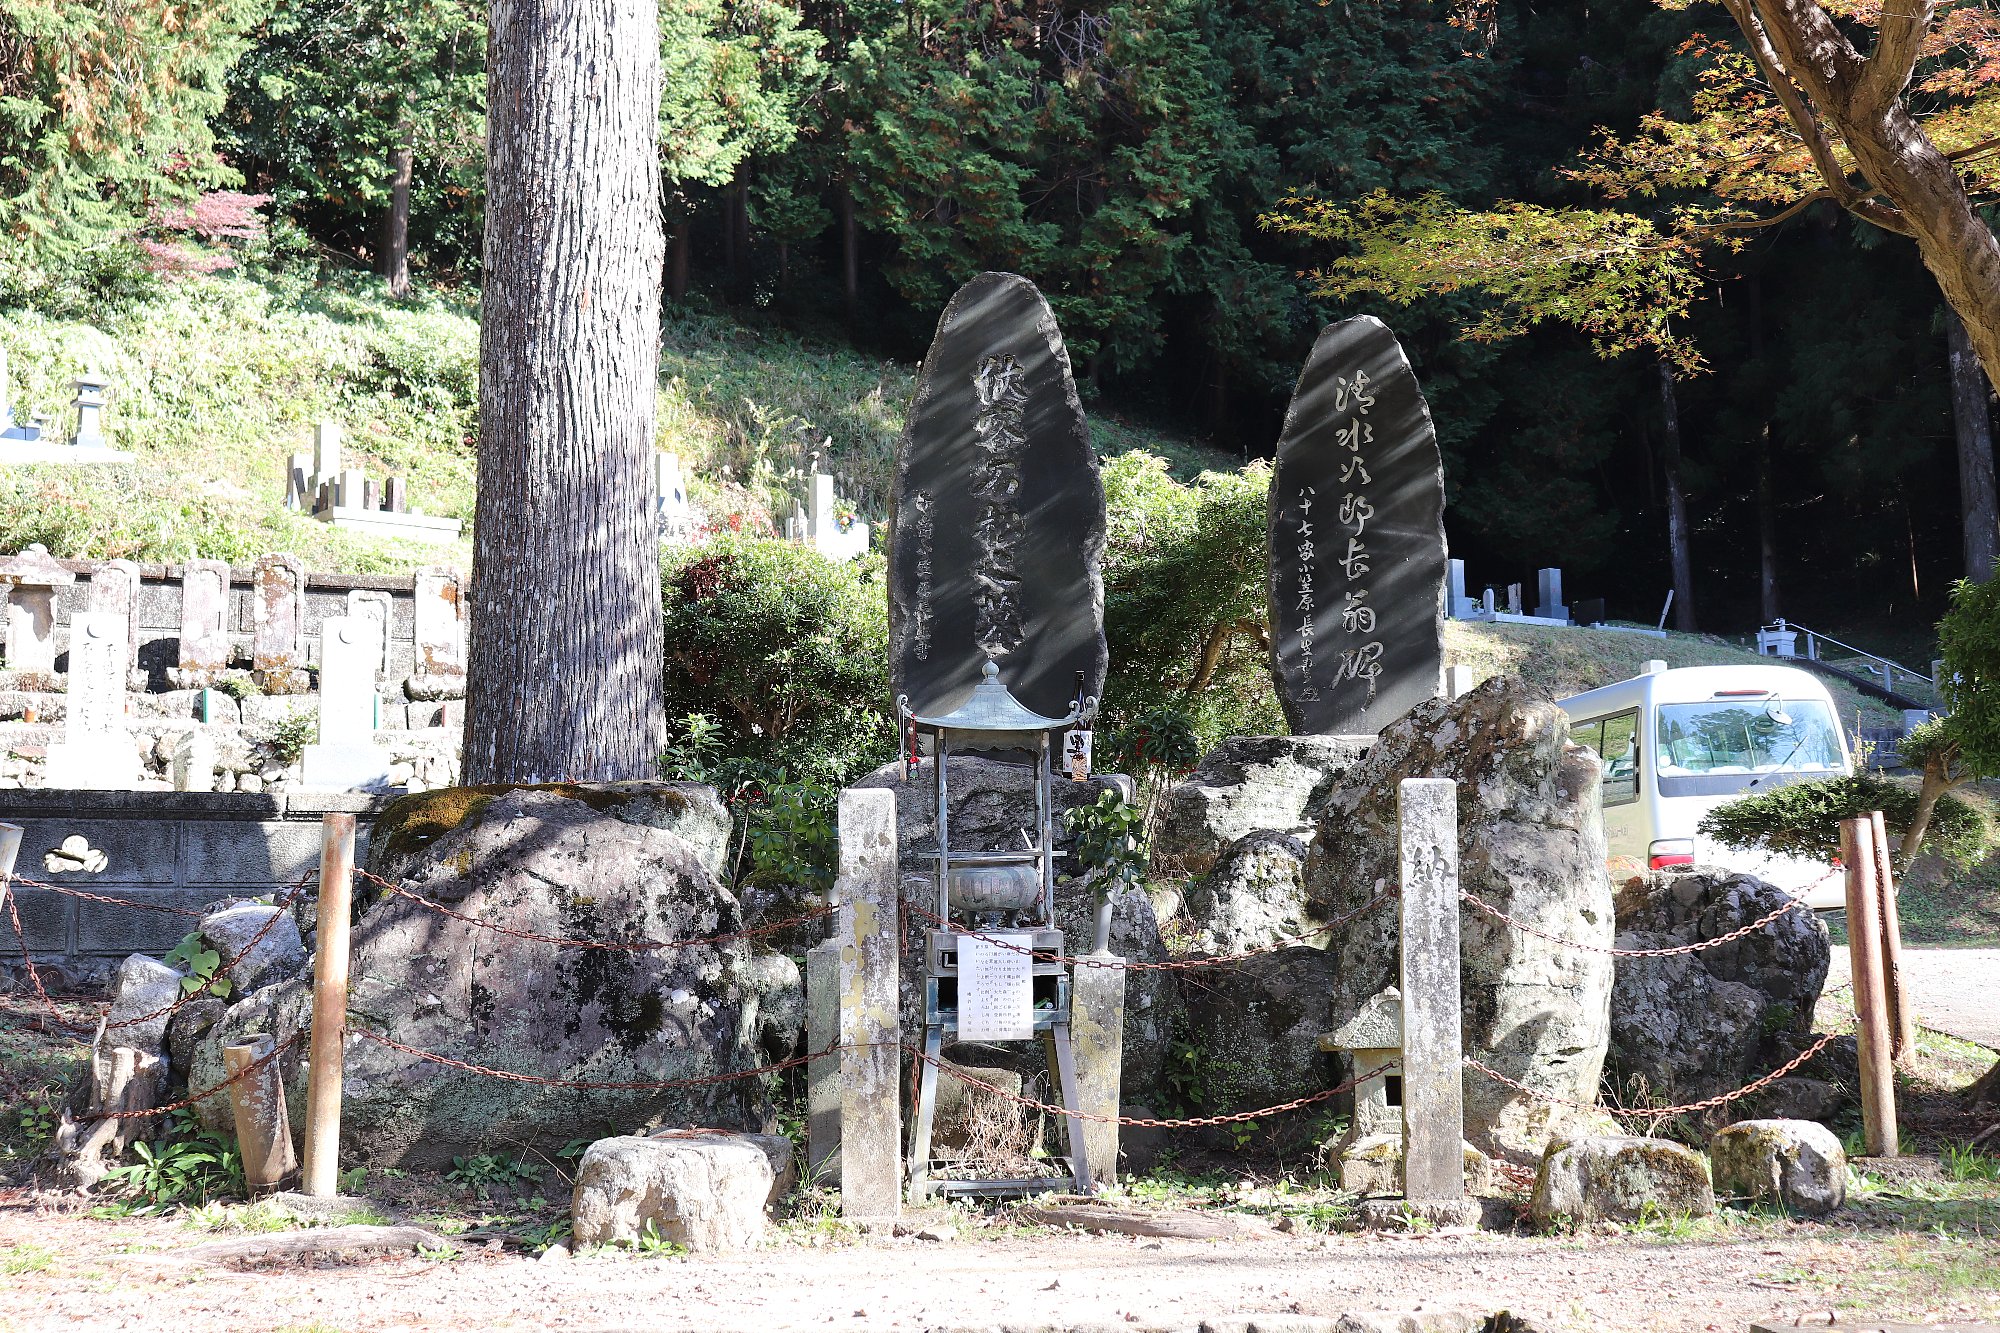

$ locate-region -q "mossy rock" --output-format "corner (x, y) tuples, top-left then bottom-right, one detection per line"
(1530, 1134), (1716, 1225)
(1709, 1118), (1845, 1215)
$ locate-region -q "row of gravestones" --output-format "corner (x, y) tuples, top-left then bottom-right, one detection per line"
(0, 548), (466, 698)
(888, 272), (1447, 737)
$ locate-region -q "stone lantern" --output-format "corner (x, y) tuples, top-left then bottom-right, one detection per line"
(0, 544), (76, 674)
(71, 374), (110, 449)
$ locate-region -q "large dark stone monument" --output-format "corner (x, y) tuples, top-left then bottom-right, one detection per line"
(1267, 316), (1446, 736)
(889, 272), (1107, 719)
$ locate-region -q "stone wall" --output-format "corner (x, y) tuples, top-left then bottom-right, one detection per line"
(0, 787), (383, 983)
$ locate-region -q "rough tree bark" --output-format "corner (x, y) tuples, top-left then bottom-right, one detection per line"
(1724, 0), (2000, 390)
(1947, 308), (2000, 581)
(465, 0), (666, 783)
(382, 115), (414, 298)
(1657, 360), (1698, 632)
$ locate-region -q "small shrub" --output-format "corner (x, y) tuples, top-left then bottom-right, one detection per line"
(743, 778), (839, 893)
(1063, 790), (1147, 894)
(100, 1110), (245, 1213)
(1699, 772), (1985, 865)
(258, 709), (316, 766)
(163, 931), (232, 1000)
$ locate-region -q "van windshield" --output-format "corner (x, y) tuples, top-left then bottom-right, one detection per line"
(1655, 698), (1845, 783)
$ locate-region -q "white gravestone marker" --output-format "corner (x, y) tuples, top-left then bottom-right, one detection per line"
(88, 558), (143, 683)
(956, 932), (1036, 1042)
(408, 567), (466, 697)
(175, 558), (232, 687)
(346, 589), (394, 675)
(45, 612), (137, 788)
(300, 615), (393, 791)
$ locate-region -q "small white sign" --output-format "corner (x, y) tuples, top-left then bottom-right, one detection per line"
(956, 931), (1036, 1042)
(1063, 728), (1092, 781)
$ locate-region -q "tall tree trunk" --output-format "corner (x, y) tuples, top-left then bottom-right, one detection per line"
(669, 221), (690, 302)
(1947, 308), (2000, 581)
(1657, 360), (1697, 632)
(839, 183), (858, 324)
(1758, 433), (1780, 621)
(467, 0), (665, 783)
(383, 114), (414, 298)
(1730, 0), (2000, 391)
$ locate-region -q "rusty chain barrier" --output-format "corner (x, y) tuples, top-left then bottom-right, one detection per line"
(6, 875), (205, 917)
(76, 1032), (306, 1123)
(1465, 1032), (1841, 1119)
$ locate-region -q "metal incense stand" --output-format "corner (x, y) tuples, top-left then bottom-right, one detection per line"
(898, 660), (1097, 1199)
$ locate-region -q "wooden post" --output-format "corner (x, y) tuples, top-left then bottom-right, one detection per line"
(1868, 809), (1916, 1061)
(1398, 777), (1464, 1202)
(225, 1033), (298, 1197)
(1840, 816), (1898, 1158)
(302, 813), (355, 1197)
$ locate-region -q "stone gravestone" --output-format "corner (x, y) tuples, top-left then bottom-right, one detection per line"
(408, 567), (466, 699)
(889, 272), (1107, 719)
(0, 545), (75, 674)
(87, 558), (143, 685)
(173, 558), (232, 687)
(346, 589), (394, 676)
(251, 554), (309, 694)
(45, 611), (137, 788)
(1267, 316), (1446, 735)
(301, 614), (392, 790)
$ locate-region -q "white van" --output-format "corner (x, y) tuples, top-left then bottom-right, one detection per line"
(1558, 663), (1852, 910)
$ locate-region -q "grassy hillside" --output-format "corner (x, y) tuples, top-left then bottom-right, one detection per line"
(0, 273), (1236, 574)
(1445, 620), (1901, 727)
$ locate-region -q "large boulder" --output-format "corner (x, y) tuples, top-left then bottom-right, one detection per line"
(1182, 830), (1313, 956)
(1180, 946), (1342, 1126)
(1608, 869), (1830, 1112)
(1530, 1135), (1716, 1225)
(1154, 736), (1370, 878)
(1306, 678), (1614, 1165)
(191, 785), (801, 1166)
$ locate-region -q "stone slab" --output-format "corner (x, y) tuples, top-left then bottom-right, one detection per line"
(3, 885), (71, 952)
(837, 787), (901, 1219)
(1072, 953), (1126, 1188)
(1267, 316), (1445, 735)
(888, 272), (1107, 722)
(177, 819), (327, 885)
(1398, 778), (1462, 1202)
(16, 818), (179, 882)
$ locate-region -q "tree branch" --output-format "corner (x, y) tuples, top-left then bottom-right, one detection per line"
(1859, 0), (1935, 118)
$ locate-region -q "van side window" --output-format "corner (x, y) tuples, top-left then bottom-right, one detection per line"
(1573, 710), (1640, 807)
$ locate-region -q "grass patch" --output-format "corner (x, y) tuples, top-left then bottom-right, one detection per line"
(1, 1241), (55, 1275)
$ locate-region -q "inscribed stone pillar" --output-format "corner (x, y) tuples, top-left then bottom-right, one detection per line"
(176, 558), (232, 687)
(837, 787), (901, 1218)
(805, 937), (842, 1184)
(1267, 316), (1446, 736)
(88, 558), (143, 682)
(409, 567), (466, 697)
(313, 422), (342, 484)
(44, 611), (136, 789)
(300, 615), (390, 791)
(1071, 953), (1126, 1188)
(173, 731), (217, 793)
(1398, 777), (1464, 1202)
(251, 554), (308, 694)
(0, 545), (75, 674)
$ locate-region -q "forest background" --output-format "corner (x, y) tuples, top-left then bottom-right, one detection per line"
(0, 0), (1988, 666)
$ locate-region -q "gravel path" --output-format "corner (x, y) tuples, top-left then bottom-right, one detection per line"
(0, 1205), (1990, 1333)
(1826, 946), (2000, 1048)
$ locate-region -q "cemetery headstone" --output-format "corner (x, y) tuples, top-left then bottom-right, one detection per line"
(1267, 316), (1446, 735)
(889, 271), (1107, 719)
(1506, 583), (1523, 616)
(408, 567), (467, 698)
(0, 544), (75, 674)
(346, 589), (394, 675)
(173, 731), (217, 793)
(87, 558), (143, 684)
(1536, 567), (1568, 623)
(175, 558), (233, 687)
(251, 553), (309, 694)
(384, 476), (409, 514)
(301, 614), (392, 790)
(44, 611), (137, 788)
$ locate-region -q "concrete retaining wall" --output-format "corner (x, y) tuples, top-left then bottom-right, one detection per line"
(0, 788), (386, 983)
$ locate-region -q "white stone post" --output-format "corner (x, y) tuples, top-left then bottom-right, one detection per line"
(837, 788), (901, 1218)
(1398, 777), (1464, 1202)
(1072, 954), (1126, 1188)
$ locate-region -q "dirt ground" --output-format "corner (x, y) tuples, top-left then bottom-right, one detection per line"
(4, 1176), (1999, 1333)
